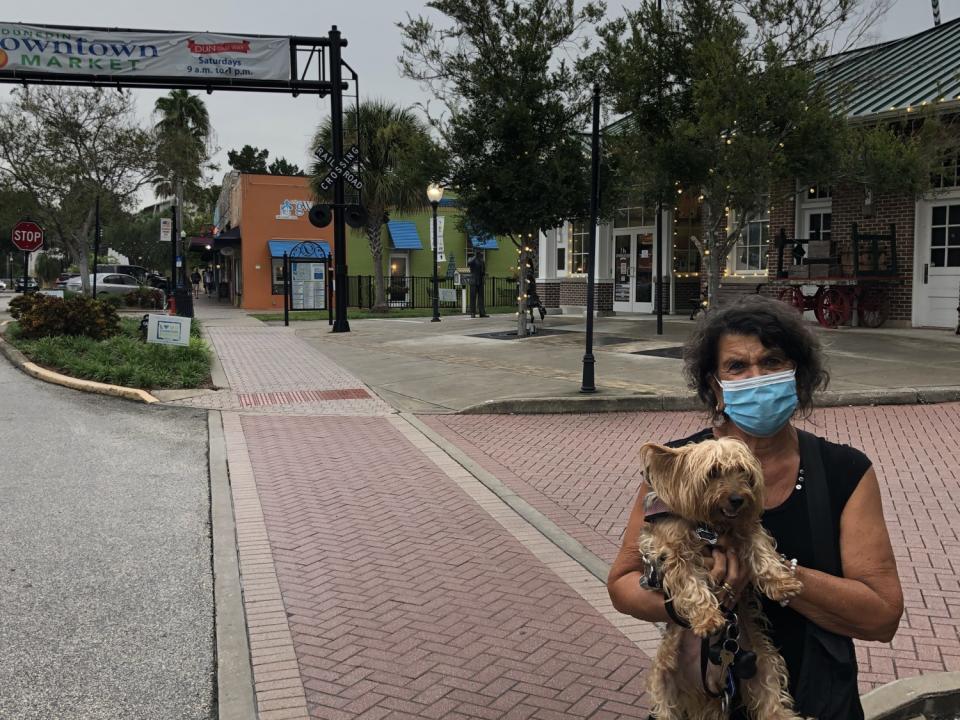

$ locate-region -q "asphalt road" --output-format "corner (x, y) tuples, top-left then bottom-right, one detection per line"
(0, 357), (214, 719)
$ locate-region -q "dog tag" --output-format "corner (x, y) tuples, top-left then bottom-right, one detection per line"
(696, 526), (719, 545)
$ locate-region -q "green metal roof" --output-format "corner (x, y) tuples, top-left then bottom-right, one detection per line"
(816, 16), (960, 120)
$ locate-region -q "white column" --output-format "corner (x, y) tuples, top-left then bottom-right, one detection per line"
(539, 228), (557, 280)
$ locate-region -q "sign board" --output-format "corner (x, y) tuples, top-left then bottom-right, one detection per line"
(0, 24), (291, 82)
(290, 261), (326, 310)
(146, 313), (191, 347)
(160, 218), (172, 242)
(11, 220), (43, 252)
(315, 144), (363, 191)
(40, 289), (64, 298)
(438, 288), (457, 303)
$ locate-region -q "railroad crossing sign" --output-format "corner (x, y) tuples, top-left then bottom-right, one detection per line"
(315, 144), (363, 192)
(11, 220), (44, 252)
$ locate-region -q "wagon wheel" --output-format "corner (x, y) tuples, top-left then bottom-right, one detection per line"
(777, 287), (804, 314)
(857, 286), (889, 328)
(814, 287), (851, 328)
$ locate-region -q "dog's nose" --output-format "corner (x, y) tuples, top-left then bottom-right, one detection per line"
(728, 495), (745, 510)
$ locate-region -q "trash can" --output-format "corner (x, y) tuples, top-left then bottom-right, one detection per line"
(173, 286), (194, 317)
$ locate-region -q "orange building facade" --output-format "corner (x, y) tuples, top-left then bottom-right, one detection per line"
(213, 173), (334, 311)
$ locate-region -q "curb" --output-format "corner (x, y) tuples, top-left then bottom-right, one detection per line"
(862, 671), (960, 720)
(459, 386), (960, 414)
(0, 325), (160, 404)
(198, 324), (230, 390)
(400, 412), (611, 583)
(207, 411), (257, 720)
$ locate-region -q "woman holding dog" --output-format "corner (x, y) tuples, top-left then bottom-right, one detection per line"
(608, 295), (903, 719)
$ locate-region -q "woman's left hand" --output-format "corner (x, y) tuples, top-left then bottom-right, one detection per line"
(704, 544), (751, 607)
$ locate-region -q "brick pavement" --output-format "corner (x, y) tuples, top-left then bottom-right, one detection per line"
(424, 404), (960, 693)
(209, 325), (659, 718)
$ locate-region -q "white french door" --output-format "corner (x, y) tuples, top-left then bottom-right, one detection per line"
(917, 202), (960, 327)
(613, 230), (655, 313)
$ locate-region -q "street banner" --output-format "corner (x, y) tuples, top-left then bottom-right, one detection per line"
(159, 218), (172, 243)
(430, 216), (445, 263)
(0, 24), (290, 82)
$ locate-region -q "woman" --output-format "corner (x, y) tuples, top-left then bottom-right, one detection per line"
(608, 295), (903, 719)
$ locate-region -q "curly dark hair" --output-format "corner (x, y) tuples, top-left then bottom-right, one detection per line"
(683, 295), (830, 421)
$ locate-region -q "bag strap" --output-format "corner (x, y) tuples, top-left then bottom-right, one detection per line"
(797, 429), (841, 577)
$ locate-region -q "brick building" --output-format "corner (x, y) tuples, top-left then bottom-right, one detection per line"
(537, 18), (960, 329)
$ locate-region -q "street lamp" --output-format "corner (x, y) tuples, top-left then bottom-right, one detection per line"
(426, 183), (444, 322)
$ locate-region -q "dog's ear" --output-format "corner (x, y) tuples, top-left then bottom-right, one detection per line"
(639, 443), (682, 484)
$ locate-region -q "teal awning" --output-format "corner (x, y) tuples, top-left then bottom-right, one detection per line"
(470, 235), (499, 250)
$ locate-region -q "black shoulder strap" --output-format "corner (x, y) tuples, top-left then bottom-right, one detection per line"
(797, 429), (841, 577)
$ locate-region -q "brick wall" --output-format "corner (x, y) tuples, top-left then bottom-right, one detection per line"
(559, 278), (613, 311)
(541, 279), (560, 308)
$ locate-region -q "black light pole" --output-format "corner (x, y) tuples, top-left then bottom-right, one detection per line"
(329, 25), (350, 333)
(655, 0), (664, 335)
(93, 194), (100, 299)
(427, 183), (443, 322)
(169, 204), (177, 294)
(581, 83), (601, 394)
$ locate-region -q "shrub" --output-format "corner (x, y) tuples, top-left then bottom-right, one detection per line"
(99, 294), (124, 310)
(123, 286), (165, 309)
(14, 294), (121, 340)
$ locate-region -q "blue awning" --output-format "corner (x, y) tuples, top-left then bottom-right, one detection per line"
(387, 221), (423, 250)
(470, 235), (499, 250)
(268, 239), (331, 259)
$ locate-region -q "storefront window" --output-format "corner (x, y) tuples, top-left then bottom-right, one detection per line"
(568, 220), (589, 274)
(614, 205), (656, 228)
(733, 216), (770, 273)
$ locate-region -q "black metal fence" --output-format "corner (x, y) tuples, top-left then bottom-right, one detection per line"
(346, 275), (518, 310)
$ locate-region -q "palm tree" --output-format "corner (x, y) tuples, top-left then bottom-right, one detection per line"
(153, 90), (212, 240)
(310, 100), (442, 311)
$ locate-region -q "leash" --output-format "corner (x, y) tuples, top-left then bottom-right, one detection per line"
(700, 608), (758, 716)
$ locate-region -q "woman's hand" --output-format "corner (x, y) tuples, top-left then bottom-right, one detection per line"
(704, 544), (751, 607)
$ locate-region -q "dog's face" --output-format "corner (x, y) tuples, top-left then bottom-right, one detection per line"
(640, 437), (764, 529)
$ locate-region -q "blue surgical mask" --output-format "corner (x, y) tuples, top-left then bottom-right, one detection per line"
(717, 369), (799, 437)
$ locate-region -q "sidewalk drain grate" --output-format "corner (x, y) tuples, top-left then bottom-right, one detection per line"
(631, 346), (685, 359)
(469, 328), (577, 340)
(237, 389), (370, 407)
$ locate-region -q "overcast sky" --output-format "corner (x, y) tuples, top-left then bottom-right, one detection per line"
(2, 0), (953, 208)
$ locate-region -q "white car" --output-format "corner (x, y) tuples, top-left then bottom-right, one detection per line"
(0, 280), (6, 291)
(65, 273), (164, 305)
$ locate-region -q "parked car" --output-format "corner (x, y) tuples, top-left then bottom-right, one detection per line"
(95, 264), (149, 284)
(0, 279), (7, 291)
(55, 273), (79, 290)
(65, 273), (166, 308)
(14, 277), (39, 293)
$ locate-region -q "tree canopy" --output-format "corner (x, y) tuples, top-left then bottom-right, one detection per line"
(228, 145), (269, 174)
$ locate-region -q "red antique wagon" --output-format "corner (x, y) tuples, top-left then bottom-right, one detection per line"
(770, 224), (899, 329)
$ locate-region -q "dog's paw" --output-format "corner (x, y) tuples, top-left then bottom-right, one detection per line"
(689, 608), (727, 638)
(763, 574), (803, 603)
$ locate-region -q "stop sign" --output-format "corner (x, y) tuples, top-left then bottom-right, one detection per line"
(12, 220), (44, 252)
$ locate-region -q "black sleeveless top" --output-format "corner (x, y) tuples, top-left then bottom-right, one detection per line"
(666, 429), (872, 703)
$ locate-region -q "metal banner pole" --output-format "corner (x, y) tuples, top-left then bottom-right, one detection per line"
(93, 194), (100, 299)
(580, 83), (601, 394)
(170, 205), (177, 297)
(22, 250), (28, 295)
(328, 26), (350, 333)
(656, 0), (664, 335)
(283, 252), (290, 327)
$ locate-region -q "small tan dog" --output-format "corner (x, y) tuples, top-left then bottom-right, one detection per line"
(639, 437), (803, 720)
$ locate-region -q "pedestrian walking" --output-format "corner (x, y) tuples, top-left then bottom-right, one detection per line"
(608, 295), (903, 720)
(190, 269), (201, 299)
(203, 268), (215, 299)
(467, 249), (488, 318)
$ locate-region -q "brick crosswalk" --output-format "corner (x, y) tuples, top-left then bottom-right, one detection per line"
(425, 404), (960, 693)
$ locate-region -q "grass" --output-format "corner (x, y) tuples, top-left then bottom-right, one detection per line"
(251, 306), (517, 322)
(5, 317), (211, 390)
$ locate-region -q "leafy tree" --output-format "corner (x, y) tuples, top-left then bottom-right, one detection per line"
(33, 252), (64, 285)
(592, 0), (908, 304)
(310, 100), (440, 311)
(103, 212), (177, 273)
(399, 0), (607, 335)
(268, 157), (303, 176)
(0, 87), (156, 292)
(228, 145), (269, 174)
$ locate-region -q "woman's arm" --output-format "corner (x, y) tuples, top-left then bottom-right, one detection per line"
(787, 467), (904, 642)
(607, 482), (673, 622)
